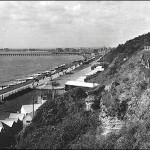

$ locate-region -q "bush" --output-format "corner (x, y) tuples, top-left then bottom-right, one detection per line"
(137, 80), (148, 91)
(109, 65), (118, 75)
(16, 87), (94, 149)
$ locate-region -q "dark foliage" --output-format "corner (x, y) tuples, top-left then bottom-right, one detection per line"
(0, 120), (23, 148)
(16, 87), (99, 149)
(91, 97), (101, 110)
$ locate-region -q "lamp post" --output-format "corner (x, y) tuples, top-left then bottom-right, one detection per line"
(50, 72), (55, 100)
(32, 79), (37, 117)
(33, 97), (34, 117)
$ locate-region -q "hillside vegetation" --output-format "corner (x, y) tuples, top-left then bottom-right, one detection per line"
(16, 88), (101, 149)
(16, 32), (150, 149)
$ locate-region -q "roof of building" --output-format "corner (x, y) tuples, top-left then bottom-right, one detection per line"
(4, 118), (18, 122)
(95, 66), (104, 71)
(65, 81), (99, 88)
(86, 66), (104, 76)
(0, 119), (17, 128)
(0, 127), (2, 132)
(21, 104), (41, 114)
(42, 100), (47, 104)
(9, 113), (25, 121)
(0, 120), (16, 127)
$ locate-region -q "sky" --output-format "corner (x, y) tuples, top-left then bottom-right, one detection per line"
(0, 1), (150, 48)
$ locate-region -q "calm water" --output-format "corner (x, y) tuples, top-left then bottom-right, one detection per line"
(0, 55), (83, 86)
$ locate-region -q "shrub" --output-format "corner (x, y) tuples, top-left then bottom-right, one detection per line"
(16, 87), (93, 149)
(109, 65), (118, 75)
(137, 80), (148, 91)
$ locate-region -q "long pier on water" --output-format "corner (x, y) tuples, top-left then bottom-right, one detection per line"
(0, 52), (86, 56)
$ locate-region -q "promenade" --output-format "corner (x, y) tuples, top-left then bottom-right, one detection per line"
(0, 80), (33, 96)
(0, 55), (98, 102)
(37, 60), (97, 90)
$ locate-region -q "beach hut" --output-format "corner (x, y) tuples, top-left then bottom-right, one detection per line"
(0, 118), (18, 128)
(23, 112), (33, 125)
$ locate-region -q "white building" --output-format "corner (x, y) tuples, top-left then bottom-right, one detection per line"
(76, 76), (86, 82)
(65, 80), (99, 91)
(95, 66), (104, 71)
(21, 104), (41, 116)
(23, 112), (33, 125)
(9, 113), (25, 121)
(0, 118), (18, 127)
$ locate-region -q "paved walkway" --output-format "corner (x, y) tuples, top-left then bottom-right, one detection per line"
(36, 61), (98, 89)
(0, 80), (33, 95)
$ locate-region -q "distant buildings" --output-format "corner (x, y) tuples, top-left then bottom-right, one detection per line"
(0, 47), (113, 56)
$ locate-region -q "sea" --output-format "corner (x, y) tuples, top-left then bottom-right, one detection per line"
(0, 55), (83, 86)
(0, 55), (83, 114)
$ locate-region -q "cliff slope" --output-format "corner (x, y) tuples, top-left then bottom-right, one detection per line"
(16, 32), (150, 149)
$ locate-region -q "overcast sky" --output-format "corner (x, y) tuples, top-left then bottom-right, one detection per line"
(0, 1), (150, 48)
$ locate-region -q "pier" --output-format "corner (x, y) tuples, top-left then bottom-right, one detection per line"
(0, 80), (34, 102)
(0, 52), (84, 56)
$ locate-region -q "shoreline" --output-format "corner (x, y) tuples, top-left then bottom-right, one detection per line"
(0, 55), (99, 119)
(0, 56), (97, 101)
(0, 55), (84, 87)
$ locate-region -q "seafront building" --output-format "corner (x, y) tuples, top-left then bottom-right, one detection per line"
(65, 81), (99, 91)
(20, 104), (41, 116)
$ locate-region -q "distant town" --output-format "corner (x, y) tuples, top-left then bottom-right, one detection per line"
(0, 47), (114, 55)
